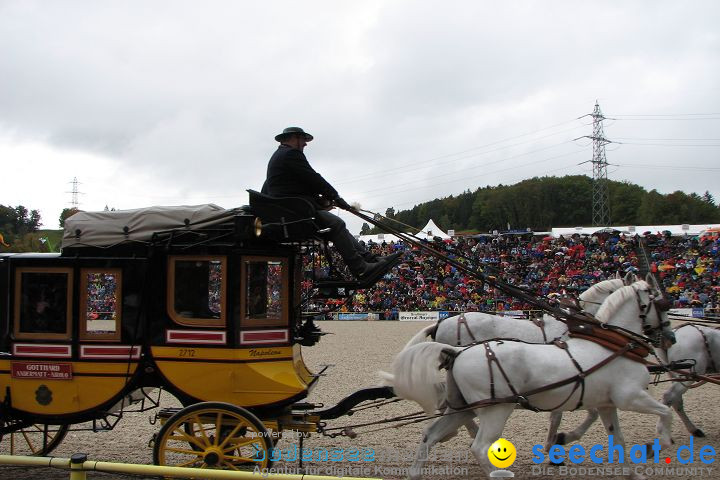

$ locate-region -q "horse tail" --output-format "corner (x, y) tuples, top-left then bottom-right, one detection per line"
(402, 323), (439, 350)
(387, 342), (459, 414)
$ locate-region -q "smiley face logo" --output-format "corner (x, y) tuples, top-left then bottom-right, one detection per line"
(488, 438), (516, 469)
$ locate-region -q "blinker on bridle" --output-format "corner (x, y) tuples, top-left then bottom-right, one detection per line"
(635, 287), (672, 345)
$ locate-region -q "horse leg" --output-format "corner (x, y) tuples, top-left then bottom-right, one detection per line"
(662, 382), (704, 437)
(468, 404), (515, 476)
(556, 408), (599, 445)
(597, 407), (646, 480)
(464, 418), (479, 439)
(615, 389), (673, 449)
(408, 410), (475, 480)
(545, 411), (563, 459)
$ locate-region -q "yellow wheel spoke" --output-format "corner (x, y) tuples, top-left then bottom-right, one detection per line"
(217, 424), (246, 450)
(169, 429), (206, 450)
(225, 453), (256, 463)
(192, 415), (211, 444)
(164, 446), (204, 456)
(176, 458), (204, 468)
(229, 436), (263, 449)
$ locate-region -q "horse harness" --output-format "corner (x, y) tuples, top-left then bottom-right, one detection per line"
(446, 286), (669, 413)
(455, 312), (477, 345)
(679, 323), (718, 373)
(443, 338), (640, 413)
(451, 312), (549, 346)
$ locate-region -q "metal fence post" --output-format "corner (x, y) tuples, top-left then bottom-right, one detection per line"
(69, 453), (87, 480)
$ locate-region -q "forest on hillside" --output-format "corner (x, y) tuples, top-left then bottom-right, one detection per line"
(3, 175), (720, 252)
(363, 175), (720, 234)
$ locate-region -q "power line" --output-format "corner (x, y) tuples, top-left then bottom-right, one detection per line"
(614, 141), (720, 147)
(614, 163), (720, 171)
(611, 113), (720, 117)
(614, 137), (720, 141)
(335, 118), (587, 186)
(610, 116), (720, 121)
(355, 140), (579, 193)
(364, 150), (586, 209)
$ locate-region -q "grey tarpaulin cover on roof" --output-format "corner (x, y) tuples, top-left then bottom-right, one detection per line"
(62, 204), (242, 248)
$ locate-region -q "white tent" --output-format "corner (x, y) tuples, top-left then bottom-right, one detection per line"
(417, 219), (451, 240)
(356, 218), (450, 244)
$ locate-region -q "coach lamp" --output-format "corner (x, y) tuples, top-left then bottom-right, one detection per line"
(234, 215), (263, 239)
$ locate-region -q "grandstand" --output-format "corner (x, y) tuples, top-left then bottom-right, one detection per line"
(309, 224), (720, 320)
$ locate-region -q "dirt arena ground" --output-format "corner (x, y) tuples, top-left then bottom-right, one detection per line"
(2, 320), (718, 480)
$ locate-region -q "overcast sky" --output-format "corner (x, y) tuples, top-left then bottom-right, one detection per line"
(2, 1), (719, 233)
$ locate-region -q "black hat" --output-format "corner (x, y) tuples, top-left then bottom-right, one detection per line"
(275, 126), (314, 142)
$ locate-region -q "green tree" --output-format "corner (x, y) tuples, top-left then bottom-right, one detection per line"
(59, 207), (81, 228)
(609, 181), (645, 225)
(702, 191), (717, 207)
(0, 204), (42, 236)
(389, 175), (720, 233)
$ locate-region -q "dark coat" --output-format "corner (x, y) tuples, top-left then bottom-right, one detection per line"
(261, 145), (339, 204)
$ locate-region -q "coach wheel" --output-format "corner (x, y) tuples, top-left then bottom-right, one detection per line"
(153, 402), (273, 470)
(0, 422), (69, 456)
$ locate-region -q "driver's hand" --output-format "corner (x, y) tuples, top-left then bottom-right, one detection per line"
(335, 197), (355, 211)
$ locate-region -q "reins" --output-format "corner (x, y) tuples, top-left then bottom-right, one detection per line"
(350, 208), (583, 325)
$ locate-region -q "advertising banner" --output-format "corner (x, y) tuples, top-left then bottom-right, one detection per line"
(337, 313), (369, 321)
(399, 311), (440, 322)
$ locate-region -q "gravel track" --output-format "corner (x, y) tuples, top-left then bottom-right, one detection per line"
(2, 320), (718, 480)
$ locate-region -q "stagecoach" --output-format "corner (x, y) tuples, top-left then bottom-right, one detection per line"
(0, 194), (396, 469)
(0, 193), (706, 476)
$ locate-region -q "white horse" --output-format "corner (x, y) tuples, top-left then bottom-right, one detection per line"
(401, 274), (638, 450)
(386, 281), (674, 479)
(657, 323), (720, 437)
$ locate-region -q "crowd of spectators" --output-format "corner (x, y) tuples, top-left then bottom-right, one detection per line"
(85, 272), (119, 320)
(305, 230), (720, 319)
(648, 232), (720, 310)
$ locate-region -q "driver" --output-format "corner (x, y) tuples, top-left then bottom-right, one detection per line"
(262, 127), (399, 279)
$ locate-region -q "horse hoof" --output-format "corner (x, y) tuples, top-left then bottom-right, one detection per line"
(555, 432), (566, 445)
(693, 429), (705, 438)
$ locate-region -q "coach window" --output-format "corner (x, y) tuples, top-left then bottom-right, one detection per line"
(80, 269), (122, 341)
(14, 267), (73, 340)
(240, 256), (288, 327)
(167, 256), (226, 327)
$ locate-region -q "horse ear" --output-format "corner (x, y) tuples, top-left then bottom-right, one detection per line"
(645, 273), (662, 296)
(623, 271), (634, 285)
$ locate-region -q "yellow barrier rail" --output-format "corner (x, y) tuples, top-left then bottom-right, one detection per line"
(0, 454), (382, 480)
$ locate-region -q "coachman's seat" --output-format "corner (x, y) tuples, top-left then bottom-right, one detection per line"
(247, 189), (326, 242)
(247, 189), (394, 293)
